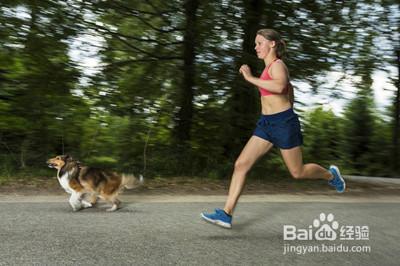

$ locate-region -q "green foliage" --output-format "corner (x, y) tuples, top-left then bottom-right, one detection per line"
(84, 156), (118, 169)
(302, 107), (344, 169)
(0, 0), (399, 181)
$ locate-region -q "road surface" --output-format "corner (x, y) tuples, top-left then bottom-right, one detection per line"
(0, 194), (399, 266)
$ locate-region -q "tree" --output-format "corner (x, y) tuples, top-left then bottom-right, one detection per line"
(302, 107), (343, 168)
(0, 0), (86, 168)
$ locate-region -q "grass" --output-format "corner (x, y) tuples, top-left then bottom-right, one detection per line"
(0, 167), (54, 185)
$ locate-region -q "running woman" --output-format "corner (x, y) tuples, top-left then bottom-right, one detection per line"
(201, 29), (345, 229)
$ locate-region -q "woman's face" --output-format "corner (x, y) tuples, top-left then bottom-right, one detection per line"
(255, 34), (275, 59)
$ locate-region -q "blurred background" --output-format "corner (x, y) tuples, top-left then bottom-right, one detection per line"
(0, 0), (399, 182)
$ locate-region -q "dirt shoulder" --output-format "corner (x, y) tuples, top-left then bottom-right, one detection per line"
(1, 176), (400, 197)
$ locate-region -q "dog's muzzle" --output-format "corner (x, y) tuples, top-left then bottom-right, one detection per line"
(47, 163), (56, 168)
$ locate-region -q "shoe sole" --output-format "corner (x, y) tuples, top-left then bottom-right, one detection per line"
(330, 165), (346, 193)
(201, 213), (232, 229)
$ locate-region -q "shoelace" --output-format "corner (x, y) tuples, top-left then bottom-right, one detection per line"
(330, 175), (342, 186)
(215, 208), (223, 214)
(328, 171), (337, 183)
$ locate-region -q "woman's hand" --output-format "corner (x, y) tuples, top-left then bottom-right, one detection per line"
(239, 64), (253, 81)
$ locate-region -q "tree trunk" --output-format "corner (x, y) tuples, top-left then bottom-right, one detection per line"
(225, 0), (264, 157)
(394, 49), (400, 170)
(20, 138), (29, 169)
(174, 0), (198, 146)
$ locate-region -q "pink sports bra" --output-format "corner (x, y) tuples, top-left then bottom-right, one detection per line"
(258, 58), (288, 96)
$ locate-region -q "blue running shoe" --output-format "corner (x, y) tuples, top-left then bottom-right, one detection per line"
(201, 208), (232, 229)
(328, 165), (346, 193)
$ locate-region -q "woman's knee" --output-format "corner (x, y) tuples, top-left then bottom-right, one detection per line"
(290, 168), (304, 179)
(234, 159), (251, 173)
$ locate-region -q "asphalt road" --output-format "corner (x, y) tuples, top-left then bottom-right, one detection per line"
(0, 196), (399, 266)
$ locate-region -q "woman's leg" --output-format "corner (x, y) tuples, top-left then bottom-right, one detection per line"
(223, 136), (274, 215)
(280, 146), (333, 180)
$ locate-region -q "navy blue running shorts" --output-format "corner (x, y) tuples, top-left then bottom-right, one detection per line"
(253, 108), (303, 149)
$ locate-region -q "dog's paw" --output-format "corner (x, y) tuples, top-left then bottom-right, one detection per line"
(81, 200), (93, 208)
(72, 207), (82, 212)
(106, 204), (119, 212)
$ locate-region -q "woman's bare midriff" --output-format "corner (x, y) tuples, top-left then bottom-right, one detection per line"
(260, 94), (292, 115)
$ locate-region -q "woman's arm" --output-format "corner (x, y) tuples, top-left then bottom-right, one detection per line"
(239, 63), (289, 93)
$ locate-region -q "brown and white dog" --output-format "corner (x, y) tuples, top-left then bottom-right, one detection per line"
(46, 155), (142, 212)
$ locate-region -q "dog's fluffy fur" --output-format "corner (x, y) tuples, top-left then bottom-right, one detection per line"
(47, 155), (142, 212)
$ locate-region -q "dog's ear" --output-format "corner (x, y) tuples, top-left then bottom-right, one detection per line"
(64, 154), (73, 162)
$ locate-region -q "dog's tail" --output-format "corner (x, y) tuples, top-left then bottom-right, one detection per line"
(122, 174), (144, 189)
